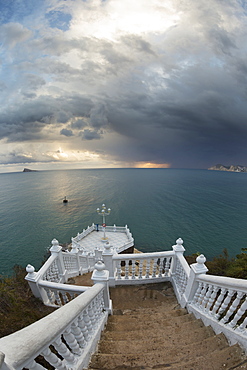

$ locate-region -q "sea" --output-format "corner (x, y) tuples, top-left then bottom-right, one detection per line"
(0, 168), (247, 276)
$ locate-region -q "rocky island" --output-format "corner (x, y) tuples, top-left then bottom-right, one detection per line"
(208, 164), (247, 172)
(23, 168), (38, 172)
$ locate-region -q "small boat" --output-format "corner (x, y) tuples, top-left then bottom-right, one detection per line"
(63, 196), (68, 203)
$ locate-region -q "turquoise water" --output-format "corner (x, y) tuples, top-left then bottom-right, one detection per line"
(0, 168), (247, 275)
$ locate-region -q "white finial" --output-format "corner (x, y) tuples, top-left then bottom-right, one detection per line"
(50, 239), (61, 252)
(26, 264), (36, 277)
(196, 254), (206, 265)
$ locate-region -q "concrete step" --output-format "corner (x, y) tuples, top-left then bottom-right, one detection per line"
(101, 318), (209, 341)
(87, 283), (246, 370)
(105, 313), (196, 331)
(98, 332), (228, 355)
(89, 342), (244, 369)
(166, 343), (245, 370)
(109, 283), (177, 310)
(112, 307), (188, 319)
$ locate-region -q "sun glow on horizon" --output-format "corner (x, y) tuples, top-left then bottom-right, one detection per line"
(134, 162), (171, 168)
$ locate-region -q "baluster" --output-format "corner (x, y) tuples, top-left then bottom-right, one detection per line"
(89, 300), (97, 327)
(151, 259), (156, 278)
(63, 327), (81, 355)
(158, 258), (163, 278)
(53, 290), (62, 306)
(180, 272), (187, 294)
(164, 257), (170, 276)
(27, 359), (47, 370)
(83, 308), (93, 335)
(94, 293), (101, 320)
(145, 259), (151, 278)
(131, 259), (136, 279)
(211, 287), (227, 315)
(53, 336), (76, 363)
(138, 260), (143, 279)
(41, 346), (68, 370)
(44, 288), (55, 305)
(61, 291), (69, 304)
(175, 262), (182, 286)
(201, 284), (213, 310)
(95, 293), (102, 320)
(78, 312), (90, 343)
(192, 282), (203, 305)
(206, 285), (219, 312)
(117, 260), (122, 279)
(230, 295), (247, 329)
(216, 289), (234, 320)
(71, 319), (85, 347)
(125, 260), (129, 279)
(221, 291), (244, 324)
(197, 283), (208, 307)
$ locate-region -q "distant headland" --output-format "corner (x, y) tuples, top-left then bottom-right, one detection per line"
(208, 164), (247, 172)
(23, 168), (38, 172)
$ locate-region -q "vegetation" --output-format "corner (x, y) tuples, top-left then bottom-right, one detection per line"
(186, 248), (247, 279)
(0, 265), (55, 338)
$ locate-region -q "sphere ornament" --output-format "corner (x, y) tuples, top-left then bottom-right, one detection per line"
(26, 264), (36, 277)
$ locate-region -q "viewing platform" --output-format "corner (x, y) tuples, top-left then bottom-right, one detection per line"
(71, 224), (134, 255)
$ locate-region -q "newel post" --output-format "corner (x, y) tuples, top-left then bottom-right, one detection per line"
(50, 239), (67, 282)
(170, 238), (185, 276)
(25, 264), (48, 303)
(92, 261), (112, 314)
(102, 243), (115, 287)
(181, 254), (208, 308)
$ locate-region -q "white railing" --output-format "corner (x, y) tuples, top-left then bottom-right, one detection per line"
(38, 280), (89, 307)
(4, 236), (247, 370)
(0, 262), (111, 370)
(165, 252), (247, 351)
(72, 224), (96, 243)
(71, 224), (134, 254)
(113, 251), (174, 284)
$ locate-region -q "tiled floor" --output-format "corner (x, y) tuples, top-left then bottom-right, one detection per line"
(77, 230), (131, 253)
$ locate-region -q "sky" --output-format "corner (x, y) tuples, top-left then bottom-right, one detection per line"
(0, 0), (247, 172)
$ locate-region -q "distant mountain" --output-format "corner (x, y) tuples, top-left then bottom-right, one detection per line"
(208, 164), (247, 172)
(23, 168), (38, 172)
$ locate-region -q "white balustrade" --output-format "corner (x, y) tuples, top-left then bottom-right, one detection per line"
(187, 273), (247, 349)
(12, 234), (247, 366)
(0, 264), (110, 370)
(112, 251), (174, 285)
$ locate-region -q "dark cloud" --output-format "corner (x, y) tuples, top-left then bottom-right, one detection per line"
(1, 0), (247, 169)
(71, 119), (87, 130)
(80, 129), (102, 140)
(60, 128), (74, 137)
(0, 94), (94, 141)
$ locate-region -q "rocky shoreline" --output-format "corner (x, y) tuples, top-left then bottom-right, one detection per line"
(208, 164), (247, 172)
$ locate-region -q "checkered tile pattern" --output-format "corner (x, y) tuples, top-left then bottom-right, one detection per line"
(77, 230), (131, 253)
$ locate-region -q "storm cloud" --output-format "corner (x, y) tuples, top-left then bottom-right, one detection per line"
(0, 0), (247, 171)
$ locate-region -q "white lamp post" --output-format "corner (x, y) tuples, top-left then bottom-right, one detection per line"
(96, 204), (111, 240)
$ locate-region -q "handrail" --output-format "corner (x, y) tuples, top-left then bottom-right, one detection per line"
(39, 280), (89, 291)
(113, 250), (174, 260)
(0, 283), (108, 370)
(197, 273), (247, 293)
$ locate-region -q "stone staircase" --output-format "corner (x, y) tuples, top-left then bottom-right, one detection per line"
(88, 283), (247, 370)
